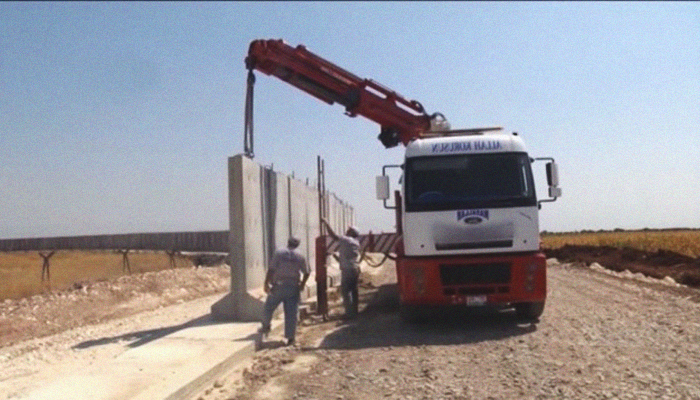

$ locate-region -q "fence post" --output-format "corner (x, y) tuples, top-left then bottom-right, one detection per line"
(315, 236), (328, 320)
(166, 249), (179, 269)
(39, 251), (56, 282)
(119, 249), (131, 273)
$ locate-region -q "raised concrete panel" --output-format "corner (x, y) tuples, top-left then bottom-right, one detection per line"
(213, 156), (266, 321)
(271, 172), (290, 265)
(213, 154), (355, 322)
(300, 182), (319, 264)
(289, 177), (310, 260)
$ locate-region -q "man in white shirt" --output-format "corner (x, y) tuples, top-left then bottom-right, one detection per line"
(322, 219), (363, 319)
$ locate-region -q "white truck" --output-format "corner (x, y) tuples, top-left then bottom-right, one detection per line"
(245, 39), (561, 321)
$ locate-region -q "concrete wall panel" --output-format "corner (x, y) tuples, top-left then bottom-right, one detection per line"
(214, 154), (355, 321)
(271, 172), (289, 266)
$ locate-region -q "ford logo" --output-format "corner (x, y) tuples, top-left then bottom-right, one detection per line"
(464, 217), (483, 225)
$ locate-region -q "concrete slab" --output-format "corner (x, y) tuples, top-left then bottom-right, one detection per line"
(18, 316), (283, 400)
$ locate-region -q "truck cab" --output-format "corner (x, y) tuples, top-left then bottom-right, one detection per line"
(378, 129), (561, 320)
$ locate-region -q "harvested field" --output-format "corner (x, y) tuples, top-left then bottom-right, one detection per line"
(0, 250), (211, 301)
(542, 229), (700, 258)
(543, 230), (700, 289)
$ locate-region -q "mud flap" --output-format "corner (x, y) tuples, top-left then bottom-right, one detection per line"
(514, 301), (545, 321)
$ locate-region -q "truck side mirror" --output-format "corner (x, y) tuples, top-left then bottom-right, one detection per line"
(549, 186), (562, 198)
(546, 162), (561, 198)
(546, 162), (559, 187)
(535, 157), (561, 206)
(376, 175), (390, 200)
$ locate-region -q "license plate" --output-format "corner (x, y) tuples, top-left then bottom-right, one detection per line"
(467, 295), (487, 306)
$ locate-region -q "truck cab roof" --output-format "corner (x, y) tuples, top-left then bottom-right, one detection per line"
(405, 130), (528, 158)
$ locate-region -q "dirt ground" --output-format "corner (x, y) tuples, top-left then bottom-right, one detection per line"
(0, 264), (231, 349)
(543, 244), (700, 288)
(2, 247), (700, 400)
(2, 246), (697, 351)
(196, 252), (700, 400)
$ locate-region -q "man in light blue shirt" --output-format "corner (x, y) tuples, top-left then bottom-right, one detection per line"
(259, 237), (310, 346)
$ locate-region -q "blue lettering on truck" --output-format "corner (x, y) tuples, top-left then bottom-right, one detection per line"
(431, 140), (502, 154)
(457, 209), (489, 221)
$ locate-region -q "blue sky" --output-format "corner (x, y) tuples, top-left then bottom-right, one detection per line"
(1, 2), (699, 239)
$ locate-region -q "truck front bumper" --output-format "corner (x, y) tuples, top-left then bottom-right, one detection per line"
(396, 252), (547, 306)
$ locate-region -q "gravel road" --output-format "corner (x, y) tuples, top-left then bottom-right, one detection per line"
(198, 260), (700, 400)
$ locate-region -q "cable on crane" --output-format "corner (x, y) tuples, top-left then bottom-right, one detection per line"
(361, 251), (397, 268)
(244, 69), (256, 158)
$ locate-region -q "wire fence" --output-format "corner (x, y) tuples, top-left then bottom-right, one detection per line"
(0, 231), (230, 253)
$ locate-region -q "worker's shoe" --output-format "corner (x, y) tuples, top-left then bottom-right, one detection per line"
(258, 326), (270, 339)
(285, 337), (295, 346)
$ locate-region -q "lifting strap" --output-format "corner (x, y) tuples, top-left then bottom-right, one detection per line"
(244, 69), (255, 158)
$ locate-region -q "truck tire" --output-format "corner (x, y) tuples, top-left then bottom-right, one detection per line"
(514, 301), (545, 321)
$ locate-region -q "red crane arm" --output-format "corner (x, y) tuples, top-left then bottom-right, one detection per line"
(245, 39), (438, 148)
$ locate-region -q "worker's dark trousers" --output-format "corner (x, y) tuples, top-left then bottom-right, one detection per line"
(261, 283), (300, 340)
(341, 267), (359, 318)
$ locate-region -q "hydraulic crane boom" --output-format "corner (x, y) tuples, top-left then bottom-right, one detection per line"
(245, 39), (448, 150)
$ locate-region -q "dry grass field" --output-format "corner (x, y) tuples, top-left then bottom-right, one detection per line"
(3, 230), (698, 301)
(0, 250), (193, 301)
(542, 229), (700, 258)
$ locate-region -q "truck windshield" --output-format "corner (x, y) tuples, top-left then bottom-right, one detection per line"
(404, 152), (536, 212)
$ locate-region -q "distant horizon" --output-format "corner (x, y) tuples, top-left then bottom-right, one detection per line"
(4, 226), (700, 242)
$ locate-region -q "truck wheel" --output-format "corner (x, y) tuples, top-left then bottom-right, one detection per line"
(514, 301), (545, 321)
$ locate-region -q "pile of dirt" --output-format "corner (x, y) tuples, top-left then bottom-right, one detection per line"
(544, 245), (700, 288)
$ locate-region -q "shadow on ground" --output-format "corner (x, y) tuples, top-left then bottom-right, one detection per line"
(72, 314), (228, 350)
(311, 284), (537, 351)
